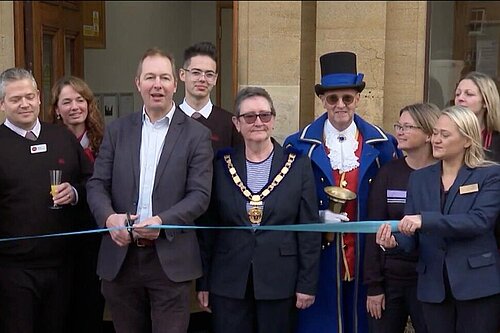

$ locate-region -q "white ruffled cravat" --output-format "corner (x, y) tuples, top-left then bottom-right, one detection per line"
(323, 120), (359, 173)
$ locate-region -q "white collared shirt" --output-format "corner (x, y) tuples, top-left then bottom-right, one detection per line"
(137, 103), (175, 223)
(179, 98), (213, 119)
(323, 120), (360, 173)
(80, 131), (90, 149)
(4, 118), (41, 138)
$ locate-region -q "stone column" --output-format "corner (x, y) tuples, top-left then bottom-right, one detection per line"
(237, 1), (303, 143)
(238, 1), (428, 136)
(315, 1), (388, 125)
(383, 1), (428, 130)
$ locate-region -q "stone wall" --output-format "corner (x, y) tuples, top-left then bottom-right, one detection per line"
(238, 1), (302, 143)
(238, 1), (428, 141)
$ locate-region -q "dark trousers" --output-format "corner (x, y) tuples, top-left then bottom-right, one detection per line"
(68, 234), (105, 333)
(211, 272), (296, 333)
(421, 291), (500, 333)
(101, 245), (191, 333)
(0, 265), (71, 333)
(342, 280), (370, 333)
(368, 283), (427, 333)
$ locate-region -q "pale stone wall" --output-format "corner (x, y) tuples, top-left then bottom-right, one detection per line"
(238, 1), (428, 138)
(0, 1), (15, 123)
(384, 1), (428, 130)
(0, 2), (14, 72)
(238, 1), (302, 144)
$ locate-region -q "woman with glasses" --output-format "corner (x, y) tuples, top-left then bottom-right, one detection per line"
(363, 103), (440, 333)
(49, 76), (105, 333)
(196, 86), (321, 333)
(377, 106), (500, 333)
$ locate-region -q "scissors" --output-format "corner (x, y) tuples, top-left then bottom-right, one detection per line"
(125, 212), (135, 242)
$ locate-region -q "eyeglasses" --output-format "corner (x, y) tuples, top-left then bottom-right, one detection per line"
(393, 123), (422, 132)
(324, 94), (356, 106)
(182, 68), (217, 82)
(238, 112), (274, 124)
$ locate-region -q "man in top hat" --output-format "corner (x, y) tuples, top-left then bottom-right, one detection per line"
(284, 51), (402, 333)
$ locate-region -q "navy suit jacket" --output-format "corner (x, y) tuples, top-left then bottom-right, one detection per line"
(397, 162), (500, 302)
(198, 141), (321, 300)
(87, 107), (213, 282)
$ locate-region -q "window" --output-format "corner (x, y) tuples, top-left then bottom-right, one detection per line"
(427, 2), (500, 108)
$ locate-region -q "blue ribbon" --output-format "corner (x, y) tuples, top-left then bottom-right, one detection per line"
(0, 220), (399, 243)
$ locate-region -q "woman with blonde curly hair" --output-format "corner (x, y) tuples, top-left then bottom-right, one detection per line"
(49, 75), (105, 333)
(50, 76), (104, 162)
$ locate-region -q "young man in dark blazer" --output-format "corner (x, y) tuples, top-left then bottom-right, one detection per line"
(179, 41), (241, 154)
(87, 48), (213, 333)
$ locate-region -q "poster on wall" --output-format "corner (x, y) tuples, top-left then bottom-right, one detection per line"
(476, 39), (499, 79)
(83, 1), (106, 48)
(102, 94), (119, 125)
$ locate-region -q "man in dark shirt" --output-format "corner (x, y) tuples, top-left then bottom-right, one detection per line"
(0, 67), (92, 333)
(179, 41), (241, 153)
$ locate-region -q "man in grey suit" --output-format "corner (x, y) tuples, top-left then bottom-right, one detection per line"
(87, 47), (213, 333)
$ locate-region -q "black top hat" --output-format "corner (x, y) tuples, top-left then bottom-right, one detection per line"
(314, 51), (366, 96)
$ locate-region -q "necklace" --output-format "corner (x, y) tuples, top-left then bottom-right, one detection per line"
(224, 152), (296, 224)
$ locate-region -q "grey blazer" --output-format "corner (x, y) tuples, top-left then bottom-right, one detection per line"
(87, 107), (213, 282)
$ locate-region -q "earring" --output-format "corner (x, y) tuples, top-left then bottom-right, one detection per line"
(56, 114), (61, 120)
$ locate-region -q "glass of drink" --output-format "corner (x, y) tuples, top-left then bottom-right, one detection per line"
(49, 169), (62, 209)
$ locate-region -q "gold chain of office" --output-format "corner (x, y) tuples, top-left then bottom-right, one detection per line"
(223, 153), (296, 224)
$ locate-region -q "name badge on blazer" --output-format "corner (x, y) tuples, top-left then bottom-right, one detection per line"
(386, 189), (406, 204)
(459, 183), (479, 195)
(30, 144), (47, 154)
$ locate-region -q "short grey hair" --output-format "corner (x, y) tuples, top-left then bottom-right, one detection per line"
(0, 68), (38, 100)
(234, 86), (276, 116)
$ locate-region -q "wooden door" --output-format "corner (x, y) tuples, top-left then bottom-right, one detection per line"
(15, 1), (84, 121)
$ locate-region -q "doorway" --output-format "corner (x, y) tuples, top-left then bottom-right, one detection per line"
(15, 1), (238, 120)
(14, 1), (83, 121)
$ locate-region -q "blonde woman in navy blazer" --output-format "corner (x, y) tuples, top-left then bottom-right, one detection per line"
(377, 106), (500, 333)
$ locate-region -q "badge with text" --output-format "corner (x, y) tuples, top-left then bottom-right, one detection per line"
(30, 144), (47, 154)
(459, 183), (479, 195)
(387, 189), (406, 204)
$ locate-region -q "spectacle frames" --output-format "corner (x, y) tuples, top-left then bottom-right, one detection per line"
(182, 68), (217, 82)
(324, 94), (356, 106)
(393, 123), (422, 132)
(238, 112), (274, 124)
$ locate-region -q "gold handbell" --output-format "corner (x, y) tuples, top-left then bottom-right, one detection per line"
(323, 186), (357, 246)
